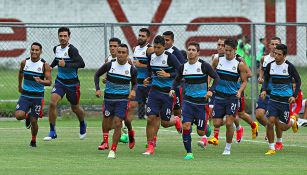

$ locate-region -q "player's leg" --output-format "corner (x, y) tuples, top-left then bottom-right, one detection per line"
(173, 87), (182, 116)
(265, 100), (278, 155)
(29, 116), (38, 147)
(15, 96), (31, 128)
(234, 116), (244, 143)
(98, 102), (113, 150)
(238, 111), (258, 139)
(181, 101), (194, 159)
(29, 98), (43, 147)
(160, 93), (181, 133)
(108, 116), (123, 159)
(256, 96), (269, 127)
(274, 125), (283, 150)
(195, 103), (208, 149)
(208, 99), (226, 146)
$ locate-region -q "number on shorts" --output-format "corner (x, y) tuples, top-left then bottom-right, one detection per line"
(231, 103), (237, 113)
(34, 105), (41, 115)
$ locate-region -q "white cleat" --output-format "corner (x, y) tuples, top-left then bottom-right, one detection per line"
(43, 137), (53, 141)
(80, 133), (87, 140)
(107, 150), (116, 159)
(222, 149), (231, 155)
(197, 141), (207, 149)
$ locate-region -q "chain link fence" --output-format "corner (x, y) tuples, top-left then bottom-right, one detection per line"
(1, 23), (306, 117)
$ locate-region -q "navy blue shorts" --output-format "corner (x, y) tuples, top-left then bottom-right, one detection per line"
(182, 100), (208, 131)
(212, 97), (238, 118)
(146, 89), (173, 121)
(267, 100), (290, 124)
(102, 100), (128, 119)
(134, 86), (150, 103)
(173, 87), (182, 110)
(208, 93), (215, 109)
(16, 96), (44, 118)
(52, 81), (80, 105)
(256, 95), (269, 111)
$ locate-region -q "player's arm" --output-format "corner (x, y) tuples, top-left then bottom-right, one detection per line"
(240, 57), (252, 78)
(208, 57), (219, 86)
(289, 63), (301, 103)
(65, 47), (85, 68)
(18, 60), (26, 93)
(237, 62), (248, 98)
(94, 62), (111, 97)
(34, 63), (52, 86)
(50, 46), (58, 68)
(203, 62), (220, 99)
(171, 64), (184, 90)
(258, 56), (265, 83)
(173, 49), (185, 64)
(144, 55), (152, 86)
(261, 62), (271, 99)
(129, 67), (138, 100)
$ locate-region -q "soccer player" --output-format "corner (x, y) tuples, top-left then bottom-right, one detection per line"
(15, 42), (52, 147)
(143, 35), (182, 155)
(170, 42), (219, 159)
(163, 31), (185, 117)
(211, 38), (248, 155)
(94, 44), (137, 159)
(44, 27), (86, 141)
(261, 44), (301, 155)
(105, 37), (121, 63)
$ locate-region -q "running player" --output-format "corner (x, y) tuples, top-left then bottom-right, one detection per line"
(15, 42), (52, 147)
(94, 44), (137, 159)
(105, 37), (121, 63)
(44, 27), (86, 141)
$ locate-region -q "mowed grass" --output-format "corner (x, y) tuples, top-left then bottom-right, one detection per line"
(0, 116), (307, 175)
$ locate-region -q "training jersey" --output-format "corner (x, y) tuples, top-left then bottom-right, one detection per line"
(261, 54), (275, 95)
(94, 60), (137, 101)
(105, 55), (116, 63)
(21, 57), (45, 99)
(263, 60), (301, 103)
(133, 44), (150, 86)
(172, 59), (219, 104)
(166, 46), (185, 64)
(51, 44), (85, 86)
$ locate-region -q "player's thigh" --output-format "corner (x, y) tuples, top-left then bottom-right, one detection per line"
(66, 85), (80, 105)
(146, 90), (162, 117)
(160, 93), (173, 121)
(29, 98), (44, 118)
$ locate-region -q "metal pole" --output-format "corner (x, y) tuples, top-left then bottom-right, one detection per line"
(111, 24), (114, 38)
(104, 23), (108, 58)
(250, 24), (257, 119)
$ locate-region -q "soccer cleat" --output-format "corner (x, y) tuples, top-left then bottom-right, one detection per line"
(291, 115), (298, 133)
(25, 118), (31, 129)
(251, 122), (259, 139)
(297, 118), (307, 127)
(265, 149), (276, 155)
(205, 125), (212, 137)
(128, 130), (135, 149)
(119, 134), (129, 143)
(236, 126), (244, 143)
(43, 131), (57, 141)
(174, 116), (182, 133)
(29, 140), (36, 147)
(275, 142), (283, 151)
(222, 149), (231, 155)
(98, 142), (109, 150)
(197, 137), (207, 149)
(107, 150), (116, 159)
(143, 145), (154, 155)
(208, 137), (219, 145)
(184, 153), (194, 160)
(79, 122), (87, 140)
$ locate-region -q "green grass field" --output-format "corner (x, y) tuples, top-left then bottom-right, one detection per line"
(0, 116), (307, 175)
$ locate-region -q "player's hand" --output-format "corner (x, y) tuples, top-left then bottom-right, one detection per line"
(143, 78), (151, 87)
(289, 97), (296, 104)
(33, 76), (42, 84)
(205, 91), (213, 100)
(258, 77), (264, 84)
(169, 90), (175, 97)
(133, 60), (141, 67)
(102, 78), (107, 84)
(59, 58), (65, 67)
(236, 90), (242, 98)
(157, 69), (170, 78)
(96, 90), (102, 98)
(18, 85), (22, 93)
(128, 90), (136, 100)
(260, 91), (266, 100)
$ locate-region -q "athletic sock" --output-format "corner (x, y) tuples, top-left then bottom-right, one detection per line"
(182, 129), (192, 153)
(214, 128), (220, 139)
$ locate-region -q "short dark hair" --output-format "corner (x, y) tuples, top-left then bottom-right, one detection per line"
(139, 28), (151, 37)
(270, 36), (281, 43)
(58, 27), (71, 36)
(224, 38), (238, 49)
(163, 31), (174, 40)
(275, 44), (287, 55)
(188, 42), (200, 52)
(31, 42), (42, 50)
(153, 35), (165, 46)
(109, 37), (121, 44)
(118, 43), (129, 54)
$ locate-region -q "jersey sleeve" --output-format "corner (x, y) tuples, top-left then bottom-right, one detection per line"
(94, 62), (111, 90)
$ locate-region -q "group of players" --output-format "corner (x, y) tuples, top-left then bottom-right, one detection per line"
(15, 27), (307, 159)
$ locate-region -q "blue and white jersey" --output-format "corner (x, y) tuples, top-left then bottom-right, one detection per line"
(22, 57), (45, 98)
(133, 44), (150, 86)
(166, 46), (185, 64)
(172, 59), (219, 104)
(105, 55), (116, 63)
(263, 60), (301, 103)
(261, 54), (275, 95)
(94, 60), (137, 101)
(51, 44), (85, 86)
(215, 56), (241, 99)
(148, 51), (181, 93)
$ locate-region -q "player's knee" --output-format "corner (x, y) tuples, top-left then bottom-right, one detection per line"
(147, 116), (155, 125)
(129, 101), (138, 109)
(113, 119), (122, 129)
(15, 111), (25, 120)
(197, 130), (205, 136)
(160, 120), (169, 128)
(182, 122), (190, 130)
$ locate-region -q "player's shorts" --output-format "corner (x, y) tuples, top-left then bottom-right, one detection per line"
(182, 100), (208, 131)
(256, 95), (270, 111)
(102, 100), (128, 119)
(173, 87), (182, 110)
(52, 81), (80, 105)
(146, 89), (173, 121)
(133, 86), (150, 103)
(212, 97), (238, 118)
(267, 100), (290, 124)
(238, 95), (245, 112)
(208, 93), (215, 109)
(16, 96), (44, 118)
